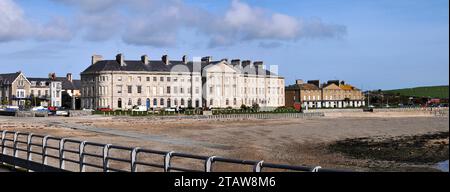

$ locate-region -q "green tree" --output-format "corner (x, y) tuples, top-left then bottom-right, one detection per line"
(252, 103), (260, 112)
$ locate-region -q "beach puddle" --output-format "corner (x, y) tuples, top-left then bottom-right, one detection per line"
(435, 160), (449, 172)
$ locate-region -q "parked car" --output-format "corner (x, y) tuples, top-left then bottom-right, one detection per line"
(97, 108), (113, 112)
(165, 108), (176, 112)
(32, 106), (49, 112)
(56, 107), (69, 116)
(132, 106), (148, 112)
(56, 110), (69, 116)
(5, 106), (19, 112)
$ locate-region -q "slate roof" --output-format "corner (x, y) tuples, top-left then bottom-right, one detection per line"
(56, 78), (81, 90)
(28, 77), (81, 90)
(82, 59), (280, 77)
(0, 72), (21, 85)
(82, 60), (196, 74)
(286, 83), (320, 90)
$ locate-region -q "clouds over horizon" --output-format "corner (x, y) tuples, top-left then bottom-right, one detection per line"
(1, 0), (347, 48)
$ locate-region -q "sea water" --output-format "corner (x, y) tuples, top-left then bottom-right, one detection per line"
(435, 160), (449, 172)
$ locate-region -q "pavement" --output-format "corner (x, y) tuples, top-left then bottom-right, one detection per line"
(0, 166), (11, 172)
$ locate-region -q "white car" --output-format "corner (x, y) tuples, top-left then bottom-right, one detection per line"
(132, 106), (148, 112)
(32, 106), (48, 111)
(165, 108), (176, 112)
(56, 110), (69, 116)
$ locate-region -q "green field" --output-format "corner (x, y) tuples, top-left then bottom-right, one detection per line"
(384, 85), (449, 99)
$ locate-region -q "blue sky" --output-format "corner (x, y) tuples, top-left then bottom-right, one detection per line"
(0, 0), (448, 90)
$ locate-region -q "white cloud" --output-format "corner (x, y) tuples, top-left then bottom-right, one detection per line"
(0, 0), (73, 42)
(207, 0), (346, 47)
(0, 0), (29, 41)
(2, 0), (346, 47)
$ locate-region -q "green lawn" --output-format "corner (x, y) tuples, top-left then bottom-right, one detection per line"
(384, 85), (449, 99)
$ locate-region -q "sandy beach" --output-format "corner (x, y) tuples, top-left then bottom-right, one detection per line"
(0, 111), (448, 172)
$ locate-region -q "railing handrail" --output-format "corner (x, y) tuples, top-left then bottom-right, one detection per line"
(0, 129), (346, 172)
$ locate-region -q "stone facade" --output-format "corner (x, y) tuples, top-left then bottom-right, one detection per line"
(1, 72), (80, 109)
(0, 72), (31, 107)
(80, 54), (285, 110)
(29, 74), (62, 107)
(285, 80), (365, 109)
(202, 59), (284, 109)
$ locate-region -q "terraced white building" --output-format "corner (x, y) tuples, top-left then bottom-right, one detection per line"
(80, 54), (285, 110)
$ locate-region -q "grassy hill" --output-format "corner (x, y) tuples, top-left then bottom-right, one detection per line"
(384, 85), (449, 99)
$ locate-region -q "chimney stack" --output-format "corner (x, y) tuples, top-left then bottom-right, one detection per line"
(92, 55), (103, 65)
(296, 79), (304, 85)
(162, 55), (169, 65)
(67, 73), (73, 82)
(141, 55), (149, 65)
(254, 61), (264, 68)
(242, 60), (252, 68)
(116, 53), (125, 66)
(48, 73), (56, 80)
(201, 56), (212, 64)
(182, 55), (188, 64)
(307, 80), (320, 88)
(231, 59), (241, 66)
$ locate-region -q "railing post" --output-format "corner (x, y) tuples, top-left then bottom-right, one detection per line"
(79, 141), (87, 172)
(1, 130), (7, 155)
(26, 134), (33, 160)
(131, 147), (140, 172)
(26, 133), (33, 172)
(253, 160), (264, 172)
(103, 144), (111, 172)
(13, 132), (19, 158)
(59, 139), (65, 169)
(311, 166), (322, 172)
(164, 151), (174, 172)
(12, 132), (19, 169)
(205, 156), (216, 172)
(42, 136), (50, 166)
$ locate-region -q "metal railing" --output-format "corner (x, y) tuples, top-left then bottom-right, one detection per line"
(1, 130), (343, 172)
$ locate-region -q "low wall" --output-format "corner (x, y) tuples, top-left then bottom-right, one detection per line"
(14, 111), (48, 117)
(304, 108), (364, 113)
(132, 112), (325, 121)
(373, 107), (449, 113)
(69, 110), (93, 117)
